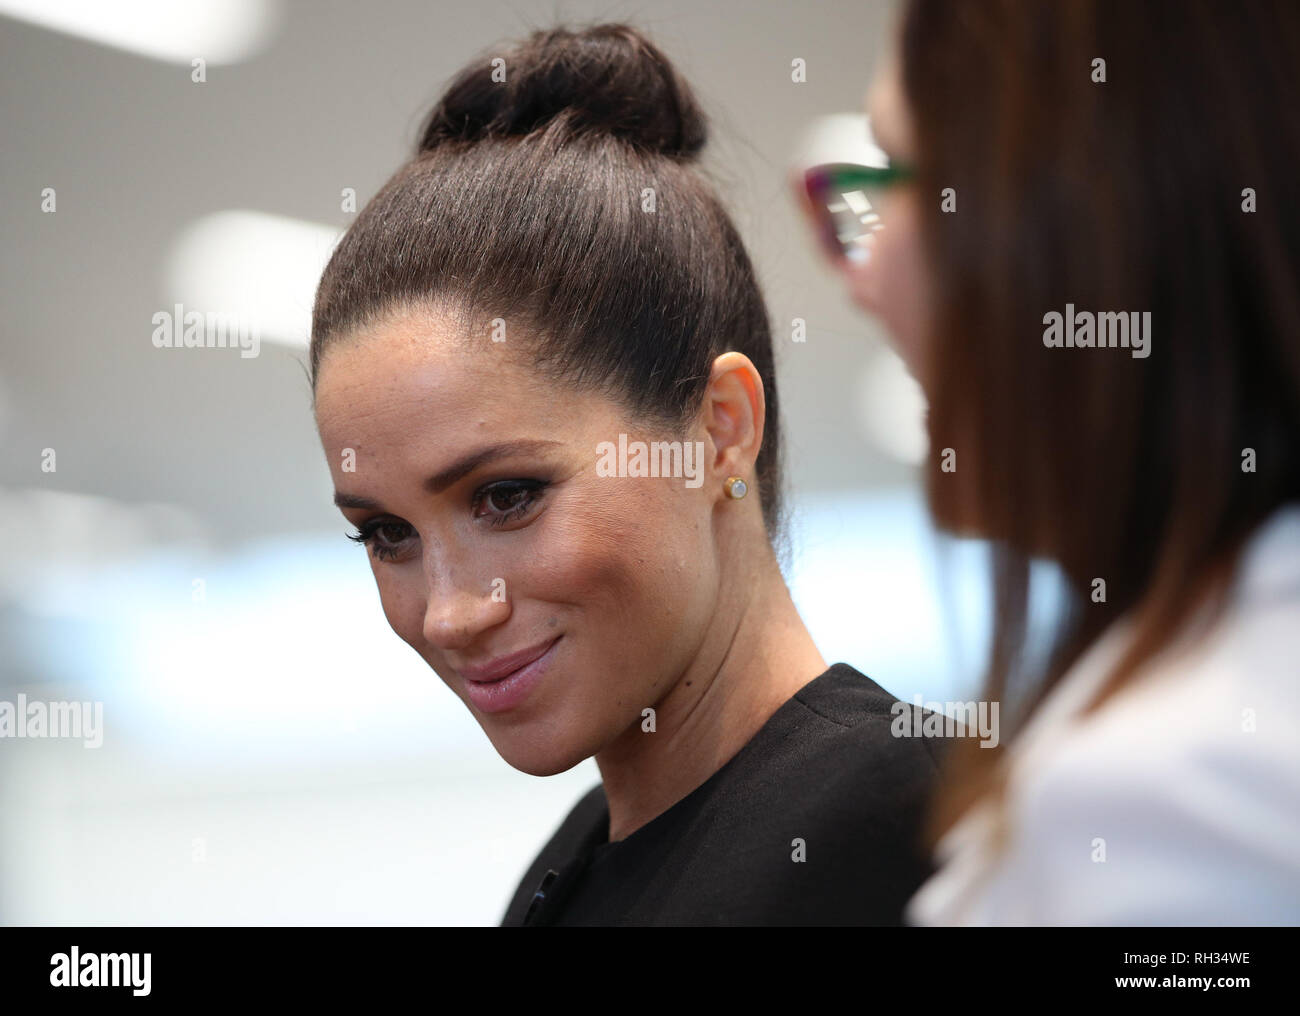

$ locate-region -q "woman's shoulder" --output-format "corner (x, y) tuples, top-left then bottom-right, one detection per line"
(920, 508), (1300, 923)
(704, 663), (944, 859)
(785, 662), (950, 774)
(1024, 508), (1300, 811)
(1002, 657), (1300, 923)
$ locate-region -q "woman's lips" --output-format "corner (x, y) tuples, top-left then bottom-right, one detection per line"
(460, 636), (560, 714)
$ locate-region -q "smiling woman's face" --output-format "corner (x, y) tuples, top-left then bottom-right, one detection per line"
(313, 304), (728, 776)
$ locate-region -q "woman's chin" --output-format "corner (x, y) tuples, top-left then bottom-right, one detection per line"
(489, 734), (592, 778)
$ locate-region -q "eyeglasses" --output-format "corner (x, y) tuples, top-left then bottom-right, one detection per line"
(797, 160), (915, 265)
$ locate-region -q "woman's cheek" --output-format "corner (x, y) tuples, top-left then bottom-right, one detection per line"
(531, 483), (699, 659)
(530, 499), (647, 615)
(847, 195), (930, 379)
(364, 560), (437, 658)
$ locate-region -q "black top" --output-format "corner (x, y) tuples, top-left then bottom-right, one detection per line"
(501, 663), (944, 926)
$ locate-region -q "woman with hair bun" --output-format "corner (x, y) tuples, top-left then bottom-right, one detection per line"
(310, 23), (940, 926)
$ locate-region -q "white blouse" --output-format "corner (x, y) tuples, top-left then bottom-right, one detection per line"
(907, 505), (1300, 925)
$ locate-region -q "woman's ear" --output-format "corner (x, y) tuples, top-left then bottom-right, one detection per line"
(701, 351), (765, 480)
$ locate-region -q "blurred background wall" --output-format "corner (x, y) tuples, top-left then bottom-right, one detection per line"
(0, 0), (991, 924)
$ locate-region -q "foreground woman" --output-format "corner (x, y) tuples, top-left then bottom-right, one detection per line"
(310, 24), (940, 925)
(802, 0), (1300, 922)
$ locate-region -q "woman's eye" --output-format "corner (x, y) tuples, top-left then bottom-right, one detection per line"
(347, 519), (415, 561)
(486, 486), (529, 513)
(345, 481), (547, 555)
(474, 479), (547, 526)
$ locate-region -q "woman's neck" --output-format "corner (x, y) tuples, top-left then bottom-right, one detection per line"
(593, 551), (827, 842)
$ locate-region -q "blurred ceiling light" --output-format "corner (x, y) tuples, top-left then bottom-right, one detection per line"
(167, 210), (344, 349)
(857, 350), (929, 465)
(0, 0), (282, 65)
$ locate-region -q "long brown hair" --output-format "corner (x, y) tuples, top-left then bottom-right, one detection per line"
(899, 0), (1300, 839)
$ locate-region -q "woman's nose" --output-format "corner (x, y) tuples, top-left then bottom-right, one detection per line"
(421, 569), (510, 652)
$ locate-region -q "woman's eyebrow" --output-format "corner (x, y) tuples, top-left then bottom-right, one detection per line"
(332, 438), (564, 510)
(423, 438), (564, 495)
(334, 491), (382, 510)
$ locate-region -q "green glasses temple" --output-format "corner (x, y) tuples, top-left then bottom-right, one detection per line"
(806, 162), (916, 190)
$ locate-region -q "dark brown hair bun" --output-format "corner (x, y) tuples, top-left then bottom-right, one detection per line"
(417, 23), (707, 160)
